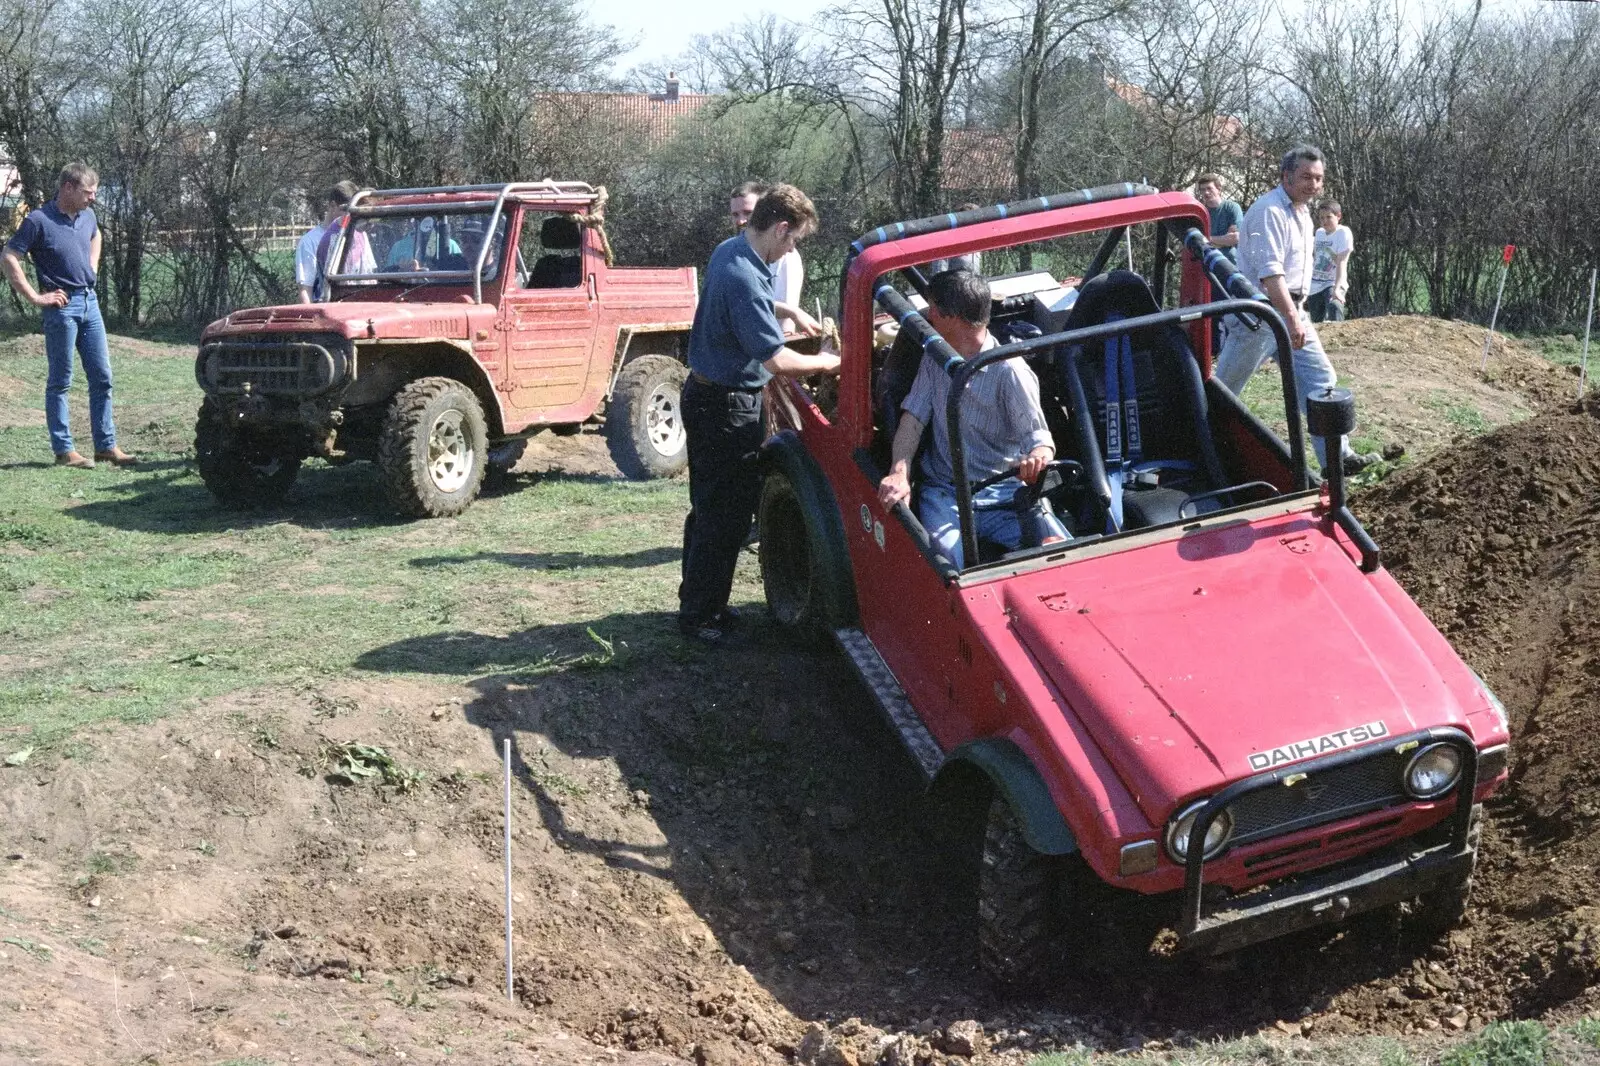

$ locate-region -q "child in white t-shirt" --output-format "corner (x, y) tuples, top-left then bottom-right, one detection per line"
(1308, 201), (1353, 322)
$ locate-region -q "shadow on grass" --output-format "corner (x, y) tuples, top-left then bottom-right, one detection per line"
(407, 547), (679, 571)
(63, 460), (408, 534)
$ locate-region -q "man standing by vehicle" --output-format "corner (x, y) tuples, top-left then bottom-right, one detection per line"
(877, 270), (1067, 569)
(1195, 174), (1242, 264)
(679, 184), (840, 646)
(728, 181), (821, 336)
(296, 180), (359, 303)
(1307, 201), (1353, 322)
(1214, 145), (1379, 476)
(1, 162), (136, 469)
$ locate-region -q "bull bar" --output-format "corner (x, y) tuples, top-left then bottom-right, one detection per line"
(1178, 727), (1479, 955)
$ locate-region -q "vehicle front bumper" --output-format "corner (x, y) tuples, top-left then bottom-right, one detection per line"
(1178, 726), (1479, 954)
(1181, 834), (1474, 955)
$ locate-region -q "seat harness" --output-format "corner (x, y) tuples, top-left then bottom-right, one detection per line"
(1102, 313), (1141, 529)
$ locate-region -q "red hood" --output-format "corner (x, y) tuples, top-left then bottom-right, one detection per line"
(999, 512), (1476, 822)
(203, 301), (479, 341)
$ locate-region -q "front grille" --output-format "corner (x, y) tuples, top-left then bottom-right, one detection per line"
(1229, 748), (1409, 846)
(199, 334), (348, 396)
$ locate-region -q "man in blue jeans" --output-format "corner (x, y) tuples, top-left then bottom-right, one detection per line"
(2, 162), (135, 469)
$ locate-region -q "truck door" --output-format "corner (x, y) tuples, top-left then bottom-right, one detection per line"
(499, 210), (597, 413)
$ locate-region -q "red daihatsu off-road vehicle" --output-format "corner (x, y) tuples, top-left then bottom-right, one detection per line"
(756, 184), (1511, 984)
(193, 182), (698, 517)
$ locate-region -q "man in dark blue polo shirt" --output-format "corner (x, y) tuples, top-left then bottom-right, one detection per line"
(678, 184), (840, 645)
(2, 162), (136, 468)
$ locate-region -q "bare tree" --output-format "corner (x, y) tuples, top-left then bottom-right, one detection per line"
(0, 0), (76, 209)
(74, 0), (214, 321)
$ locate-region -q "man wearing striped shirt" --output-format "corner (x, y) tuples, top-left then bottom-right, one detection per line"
(877, 270), (1066, 568)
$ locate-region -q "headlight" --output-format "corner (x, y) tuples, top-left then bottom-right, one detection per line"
(1404, 743), (1462, 799)
(1164, 800), (1234, 863)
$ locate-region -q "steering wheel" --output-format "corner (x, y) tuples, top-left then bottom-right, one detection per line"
(970, 458), (1084, 503)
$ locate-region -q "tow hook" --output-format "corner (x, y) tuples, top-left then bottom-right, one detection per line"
(1310, 894), (1352, 919)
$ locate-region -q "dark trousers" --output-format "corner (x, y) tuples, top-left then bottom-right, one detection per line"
(1307, 288), (1346, 323)
(678, 376), (766, 625)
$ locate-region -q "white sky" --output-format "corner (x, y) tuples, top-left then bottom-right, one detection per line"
(593, 0), (1534, 78)
(587, 0), (835, 75)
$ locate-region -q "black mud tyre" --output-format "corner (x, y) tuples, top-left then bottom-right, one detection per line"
(606, 355), (687, 480)
(194, 399), (301, 507)
(978, 796), (1059, 989)
(757, 443), (858, 640)
(378, 377), (488, 518)
(1409, 805), (1483, 938)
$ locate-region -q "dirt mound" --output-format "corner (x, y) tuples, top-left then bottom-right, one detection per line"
(1351, 395), (1600, 1023)
(1315, 315), (1574, 460)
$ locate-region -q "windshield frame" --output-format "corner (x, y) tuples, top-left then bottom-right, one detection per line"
(326, 198), (513, 304)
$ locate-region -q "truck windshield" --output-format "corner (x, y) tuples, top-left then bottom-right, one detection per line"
(339, 210), (510, 282)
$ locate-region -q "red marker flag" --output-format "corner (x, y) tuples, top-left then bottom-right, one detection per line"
(1503, 244), (1516, 265)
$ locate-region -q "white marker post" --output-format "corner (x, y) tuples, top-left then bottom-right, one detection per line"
(503, 737), (514, 1002)
(1479, 244), (1516, 374)
(1580, 267), (1597, 399)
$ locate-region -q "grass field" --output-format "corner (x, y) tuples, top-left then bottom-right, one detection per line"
(0, 329), (701, 751)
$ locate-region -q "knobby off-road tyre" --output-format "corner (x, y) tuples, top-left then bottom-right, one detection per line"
(606, 355), (688, 480)
(978, 795), (1060, 989)
(194, 399), (301, 507)
(757, 446), (858, 641)
(378, 377), (488, 518)
(1410, 804), (1484, 938)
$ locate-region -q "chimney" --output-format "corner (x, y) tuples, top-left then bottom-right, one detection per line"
(665, 71), (680, 101)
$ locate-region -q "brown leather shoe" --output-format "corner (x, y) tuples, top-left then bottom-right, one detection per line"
(94, 447), (138, 467)
(54, 450), (94, 469)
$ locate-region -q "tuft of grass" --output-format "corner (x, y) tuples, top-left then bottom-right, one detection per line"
(1568, 1016), (1600, 1049)
(320, 741), (424, 793)
(2, 935), (53, 962)
(1439, 1021), (1552, 1066)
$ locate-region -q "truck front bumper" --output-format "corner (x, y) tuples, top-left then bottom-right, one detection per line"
(1180, 835), (1474, 955)
(1178, 726), (1479, 955)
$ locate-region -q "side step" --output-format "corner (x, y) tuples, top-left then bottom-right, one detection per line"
(832, 627), (944, 780)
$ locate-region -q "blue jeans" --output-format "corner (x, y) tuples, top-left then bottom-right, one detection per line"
(42, 290), (116, 455)
(917, 478), (1069, 570)
(1214, 306), (1350, 470)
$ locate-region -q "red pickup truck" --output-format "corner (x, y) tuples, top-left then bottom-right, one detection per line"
(194, 181), (699, 516)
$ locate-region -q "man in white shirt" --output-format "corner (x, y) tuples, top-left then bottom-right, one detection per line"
(1214, 145), (1378, 476)
(728, 181), (820, 337)
(1308, 201), (1353, 323)
(295, 181), (358, 303)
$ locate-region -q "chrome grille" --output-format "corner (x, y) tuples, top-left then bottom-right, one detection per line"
(1229, 748), (1408, 845)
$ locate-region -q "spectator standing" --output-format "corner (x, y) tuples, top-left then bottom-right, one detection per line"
(1307, 201), (1353, 322)
(1195, 174), (1243, 263)
(1214, 145), (1379, 476)
(296, 180), (359, 303)
(1, 162), (136, 469)
(679, 184), (840, 646)
(728, 181), (819, 336)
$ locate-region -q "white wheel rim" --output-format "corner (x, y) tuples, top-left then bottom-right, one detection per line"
(646, 383), (685, 457)
(427, 409), (474, 493)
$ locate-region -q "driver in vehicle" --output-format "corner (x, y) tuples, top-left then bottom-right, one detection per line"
(877, 269), (1068, 568)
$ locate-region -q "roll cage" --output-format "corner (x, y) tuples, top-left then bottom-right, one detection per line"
(851, 185), (1322, 575)
(326, 180), (599, 304)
